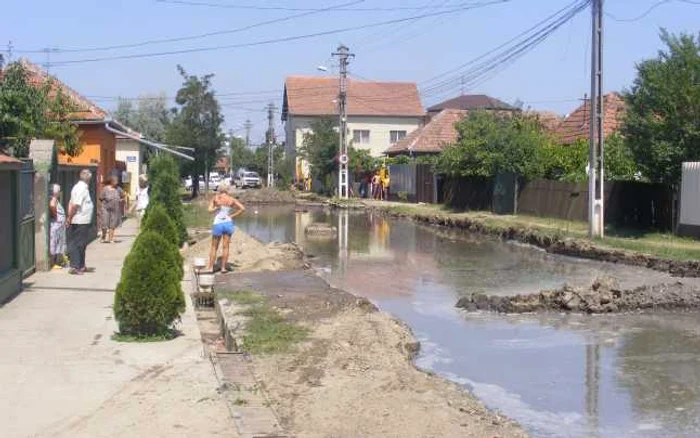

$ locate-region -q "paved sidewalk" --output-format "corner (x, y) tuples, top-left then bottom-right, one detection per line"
(0, 220), (236, 438)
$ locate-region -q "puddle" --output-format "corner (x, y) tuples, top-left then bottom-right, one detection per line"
(236, 205), (700, 437)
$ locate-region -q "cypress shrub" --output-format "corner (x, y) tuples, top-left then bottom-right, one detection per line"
(114, 231), (185, 336)
(146, 155), (187, 246)
(136, 205), (184, 280)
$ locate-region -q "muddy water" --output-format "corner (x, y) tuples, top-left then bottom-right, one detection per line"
(237, 206), (700, 438)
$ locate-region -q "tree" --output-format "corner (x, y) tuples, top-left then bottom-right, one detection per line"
(114, 231), (185, 337)
(622, 30), (700, 186)
(166, 66), (224, 196)
(0, 62), (81, 158)
(228, 135), (255, 172)
(114, 93), (171, 142)
(437, 111), (546, 179)
(146, 154), (187, 246)
(140, 203), (184, 279)
(300, 118), (338, 191)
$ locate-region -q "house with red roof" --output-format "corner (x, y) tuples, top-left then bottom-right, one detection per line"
(386, 109), (467, 156)
(555, 92), (626, 144)
(282, 76), (424, 179)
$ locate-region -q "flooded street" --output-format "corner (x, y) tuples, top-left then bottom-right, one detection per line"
(236, 206), (700, 437)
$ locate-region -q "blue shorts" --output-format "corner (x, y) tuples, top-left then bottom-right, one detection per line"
(212, 221), (235, 237)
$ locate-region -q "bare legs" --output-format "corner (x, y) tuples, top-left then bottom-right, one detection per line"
(206, 234), (232, 273)
(108, 228), (115, 243)
(221, 234), (231, 273)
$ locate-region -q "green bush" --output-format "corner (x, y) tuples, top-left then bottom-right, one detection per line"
(138, 203), (184, 280)
(146, 155), (187, 245)
(114, 231), (185, 337)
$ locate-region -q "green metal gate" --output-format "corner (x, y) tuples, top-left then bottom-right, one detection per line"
(18, 160), (35, 278)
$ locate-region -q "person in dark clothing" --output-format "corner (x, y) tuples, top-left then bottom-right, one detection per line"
(67, 169), (95, 275)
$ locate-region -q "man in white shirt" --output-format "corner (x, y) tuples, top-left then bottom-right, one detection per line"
(67, 169), (95, 275)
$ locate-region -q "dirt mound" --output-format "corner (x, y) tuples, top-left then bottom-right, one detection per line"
(456, 276), (700, 314)
(235, 188), (296, 204)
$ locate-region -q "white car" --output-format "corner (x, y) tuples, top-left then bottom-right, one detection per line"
(236, 171), (261, 189)
(209, 174), (221, 191)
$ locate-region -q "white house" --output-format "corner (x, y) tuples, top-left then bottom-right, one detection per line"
(282, 76), (424, 180)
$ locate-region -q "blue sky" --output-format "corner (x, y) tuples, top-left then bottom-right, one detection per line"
(3, 0), (699, 142)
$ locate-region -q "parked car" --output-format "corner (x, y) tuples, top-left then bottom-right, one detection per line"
(236, 171), (262, 188)
(209, 173), (221, 191)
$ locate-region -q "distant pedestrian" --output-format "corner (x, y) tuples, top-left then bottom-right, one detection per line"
(135, 174), (150, 221)
(67, 169), (95, 275)
(206, 180), (246, 273)
(100, 176), (122, 243)
(49, 184), (67, 269)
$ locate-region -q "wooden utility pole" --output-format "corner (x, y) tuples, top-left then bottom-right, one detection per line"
(333, 44), (354, 199)
(244, 119), (253, 150)
(588, 0), (604, 238)
(266, 102), (277, 188)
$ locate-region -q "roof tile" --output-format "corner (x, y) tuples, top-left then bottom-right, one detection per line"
(555, 93), (625, 144)
(386, 109), (466, 155)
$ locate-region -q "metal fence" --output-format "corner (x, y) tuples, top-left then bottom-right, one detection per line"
(388, 164), (437, 203)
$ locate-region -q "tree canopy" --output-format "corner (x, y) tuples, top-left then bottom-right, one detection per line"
(622, 30), (700, 186)
(300, 118), (338, 190)
(0, 62), (81, 157)
(114, 93), (171, 142)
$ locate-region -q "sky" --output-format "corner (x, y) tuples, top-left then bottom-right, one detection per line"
(2, 0), (699, 143)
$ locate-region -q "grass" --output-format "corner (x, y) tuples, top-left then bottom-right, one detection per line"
(371, 200), (700, 261)
(182, 202), (211, 229)
(111, 329), (179, 343)
(238, 301), (309, 354)
(219, 289), (265, 306)
(233, 398), (249, 406)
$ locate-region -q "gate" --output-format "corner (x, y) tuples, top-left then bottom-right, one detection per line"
(19, 160), (35, 278)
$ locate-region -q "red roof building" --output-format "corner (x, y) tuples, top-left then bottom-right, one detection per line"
(555, 92), (625, 144)
(386, 109), (467, 156)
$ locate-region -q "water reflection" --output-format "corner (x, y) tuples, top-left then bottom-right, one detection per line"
(236, 206), (700, 437)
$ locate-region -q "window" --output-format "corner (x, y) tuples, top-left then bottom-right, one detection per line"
(352, 129), (370, 144)
(390, 130), (407, 144)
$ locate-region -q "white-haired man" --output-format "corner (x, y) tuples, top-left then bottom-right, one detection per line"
(66, 169), (95, 275)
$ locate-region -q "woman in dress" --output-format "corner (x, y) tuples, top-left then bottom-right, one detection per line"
(135, 175), (149, 221)
(49, 184), (67, 269)
(206, 180), (245, 273)
(99, 176), (122, 243)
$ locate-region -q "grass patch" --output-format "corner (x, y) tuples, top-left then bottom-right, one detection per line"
(233, 398), (249, 406)
(111, 329), (179, 343)
(238, 304), (309, 354)
(182, 202), (211, 228)
(219, 289), (265, 306)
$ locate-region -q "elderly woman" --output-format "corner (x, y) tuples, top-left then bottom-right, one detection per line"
(49, 184), (67, 269)
(99, 176), (122, 243)
(135, 174), (149, 220)
(206, 180), (245, 273)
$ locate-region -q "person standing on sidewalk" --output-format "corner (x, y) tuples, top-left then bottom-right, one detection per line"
(135, 174), (149, 222)
(99, 176), (121, 243)
(49, 184), (67, 269)
(67, 169), (95, 275)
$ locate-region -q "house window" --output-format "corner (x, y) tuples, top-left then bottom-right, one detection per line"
(352, 130), (370, 144)
(390, 130), (407, 143)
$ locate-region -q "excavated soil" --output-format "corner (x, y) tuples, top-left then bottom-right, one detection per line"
(456, 276), (700, 314)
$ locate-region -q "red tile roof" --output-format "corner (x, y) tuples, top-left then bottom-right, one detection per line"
(555, 93), (625, 144)
(526, 110), (563, 134)
(0, 153), (22, 164)
(427, 94), (515, 113)
(16, 59), (108, 121)
(283, 76), (424, 119)
(386, 109), (467, 155)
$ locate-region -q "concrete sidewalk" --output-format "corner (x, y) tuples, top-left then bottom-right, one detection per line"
(0, 220), (236, 438)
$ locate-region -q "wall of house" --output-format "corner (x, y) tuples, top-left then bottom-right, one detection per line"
(115, 139), (142, 201)
(285, 114), (423, 179)
(58, 124), (117, 183)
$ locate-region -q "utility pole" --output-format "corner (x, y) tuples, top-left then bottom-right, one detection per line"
(228, 129), (234, 175)
(6, 41), (13, 63)
(332, 44), (354, 199)
(42, 47), (58, 74)
(266, 102), (277, 188)
(244, 119), (253, 150)
(588, 0), (604, 238)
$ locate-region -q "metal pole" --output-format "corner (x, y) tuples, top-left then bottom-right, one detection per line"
(588, 0), (604, 238)
(244, 119), (252, 150)
(333, 44), (354, 199)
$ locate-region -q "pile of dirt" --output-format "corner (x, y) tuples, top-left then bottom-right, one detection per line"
(235, 188), (296, 204)
(456, 276), (700, 314)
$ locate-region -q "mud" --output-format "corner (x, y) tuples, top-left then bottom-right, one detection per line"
(456, 275), (700, 314)
(234, 187), (297, 204)
(370, 207), (700, 277)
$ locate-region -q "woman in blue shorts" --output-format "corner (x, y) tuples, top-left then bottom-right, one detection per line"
(206, 180), (246, 273)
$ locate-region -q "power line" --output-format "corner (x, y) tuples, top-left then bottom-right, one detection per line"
(15, 0), (365, 54)
(605, 0), (699, 22)
(155, 0), (500, 11)
(46, 1), (511, 66)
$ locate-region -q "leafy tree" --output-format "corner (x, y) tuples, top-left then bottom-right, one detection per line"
(167, 66), (224, 196)
(437, 111), (545, 179)
(622, 30), (700, 186)
(114, 93), (171, 142)
(300, 118), (338, 190)
(114, 231), (185, 337)
(228, 135), (255, 172)
(0, 62), (82, 157)
(387, 155), (411, 165)
(146, 154), (187, 245)
(349, 146), (376, 173)
(140, 203), (184, 279)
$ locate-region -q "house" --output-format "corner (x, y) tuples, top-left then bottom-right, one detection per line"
(115, 132), (144, 203)
(426, 94), (516, 118)
(0, 153), (23, 303)
(386, 109), (467, 156)
(282, 76), (424, 179)
(555, 92), (625, 144)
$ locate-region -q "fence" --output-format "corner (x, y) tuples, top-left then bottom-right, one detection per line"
(444, 176), (673, 231)
(388, 164), (437, 203)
